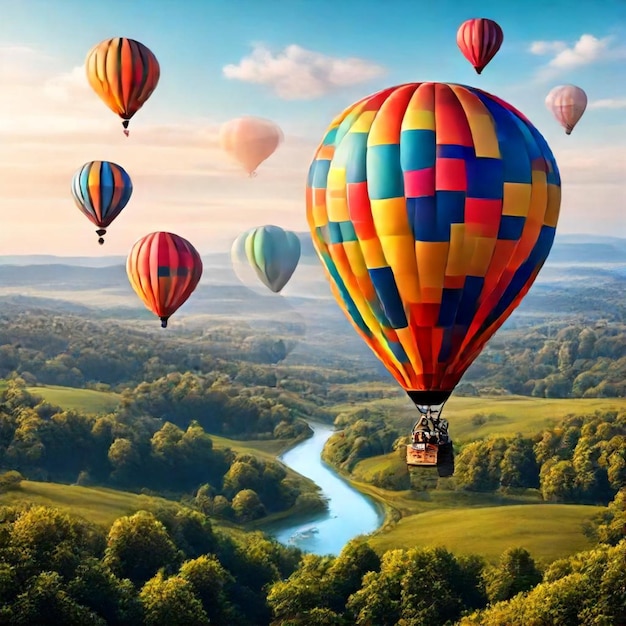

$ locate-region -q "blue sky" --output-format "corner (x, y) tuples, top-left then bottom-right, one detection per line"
(0, 0), (624, 254)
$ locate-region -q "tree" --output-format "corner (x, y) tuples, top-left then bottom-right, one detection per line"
(104, 511), (179, 586)
(232, 489), (265, 522)
(140, 572), (209, 626)
(179, 555), (235, 624)
(541, 460), (577, 502)
(8, 571), (105, 625)
(500, 436), (540, 489)
(68, 558), (143, 625)
(484, 547), (543, 603)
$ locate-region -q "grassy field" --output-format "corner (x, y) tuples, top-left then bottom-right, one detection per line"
(0, 480), (174, 528)
(27, 385), (122, 413)
(368, 502), (602, 565)
(331, 393), (626, 442)
(0, 380), (122, 414)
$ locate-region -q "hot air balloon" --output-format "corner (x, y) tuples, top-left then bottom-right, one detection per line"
(456, 18), (503, 74)
(86, 37), (160, 136)
(306, 82), (561, 476)
(126, 232), (203, 328)
(545, 85), (587, 135)
(71, 160), (133, 245)
(232, 225), (301, 293)
(220, 117), (283, 176)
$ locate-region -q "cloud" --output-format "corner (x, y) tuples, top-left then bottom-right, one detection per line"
(529, 34), (626, 81)
(222, 43), (386, 100)
(529, 40), (567, 55)
(0, 45), (318, 256)
(588, 98), (626, 110)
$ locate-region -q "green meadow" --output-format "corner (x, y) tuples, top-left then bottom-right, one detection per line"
(0, 480), (173, 528)
(332, 391), (626, 442)
(368, 502), (602, 565)
(0, 380), (122, 414)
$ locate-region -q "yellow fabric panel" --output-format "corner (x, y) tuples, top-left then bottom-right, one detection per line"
(502, 182), (532, 217)
(371, 197), (412, 236)
(359, 237), (388, 268)
(529, 173), (548, 222)
(350, 110), (378, 134)
(415, 241), (449, 288)
(327, 168), (349, 222)
(343, 241), (369, 276)
(468, 236), (497, 277)
(310, 204), (328, 227)
(445, 223), (469, 276)
(545, 185), (561, 227)
(396, 326), (424, 373)
(401, 109), (436, 131)
(378, 234), (421, 302)
(402, 84), (436, 131)
(467, 114), (501, 158)
(450, 86), (500, 158)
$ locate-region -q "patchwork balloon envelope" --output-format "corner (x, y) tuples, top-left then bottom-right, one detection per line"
(306, 82), (561, 420)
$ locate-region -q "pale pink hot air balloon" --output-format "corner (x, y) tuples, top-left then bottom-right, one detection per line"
(545, 85), (588, 135)
(220, 116), (284, 176)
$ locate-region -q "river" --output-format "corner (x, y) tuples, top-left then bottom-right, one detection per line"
(266, 421), (384, 556)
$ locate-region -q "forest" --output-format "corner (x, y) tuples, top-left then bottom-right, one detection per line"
(0, 496), (623, 625)
(0, 300), (624, 624)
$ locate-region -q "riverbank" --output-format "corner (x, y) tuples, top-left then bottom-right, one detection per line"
(258, 421), (384, 555)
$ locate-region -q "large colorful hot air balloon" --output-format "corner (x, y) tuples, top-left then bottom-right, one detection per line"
(456, 18), (504, 74)
(545, 85), (588, 135)
(126, 232), (203, 328)
(86, 37), (160, 136)
(232, 225), (301, 293)
(220, 117), (283, 176)
(306, 82), (561, 475)
(71, 160), (133, 245)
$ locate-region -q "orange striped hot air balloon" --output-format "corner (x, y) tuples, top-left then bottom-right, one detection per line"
(126, 232), (203, 328)
(86, 37), (160, 136)
(456, 18), (504, 74)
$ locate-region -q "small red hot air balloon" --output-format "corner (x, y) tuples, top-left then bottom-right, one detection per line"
(456, 18), (504, 74)
(126, 232), (203, 328)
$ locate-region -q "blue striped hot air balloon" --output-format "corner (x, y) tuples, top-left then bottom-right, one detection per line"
(71, 160), (133, 244)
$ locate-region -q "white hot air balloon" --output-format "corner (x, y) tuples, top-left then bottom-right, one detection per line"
(545, 85), (588, 135)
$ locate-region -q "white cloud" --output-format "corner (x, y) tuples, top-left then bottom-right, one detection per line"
(529, 40), (567, 55)
(529, 34), (626, 81)
(222, 43), (386, 100)
(588, 97), (626, 110)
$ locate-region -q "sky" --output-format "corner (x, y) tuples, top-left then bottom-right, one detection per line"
(0, 0), (624, 256)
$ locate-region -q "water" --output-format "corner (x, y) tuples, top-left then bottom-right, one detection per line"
(267, 421), (384, 556)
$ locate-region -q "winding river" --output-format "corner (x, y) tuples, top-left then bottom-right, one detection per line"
(266, 421), (384, 556)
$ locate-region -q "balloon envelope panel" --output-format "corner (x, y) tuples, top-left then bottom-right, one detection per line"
(306, 82), (561, 397)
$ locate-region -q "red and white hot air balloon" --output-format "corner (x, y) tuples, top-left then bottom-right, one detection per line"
(545, 85), (588, 135)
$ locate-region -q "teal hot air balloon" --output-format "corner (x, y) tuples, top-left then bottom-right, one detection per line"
(232, 225), (301, 293)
